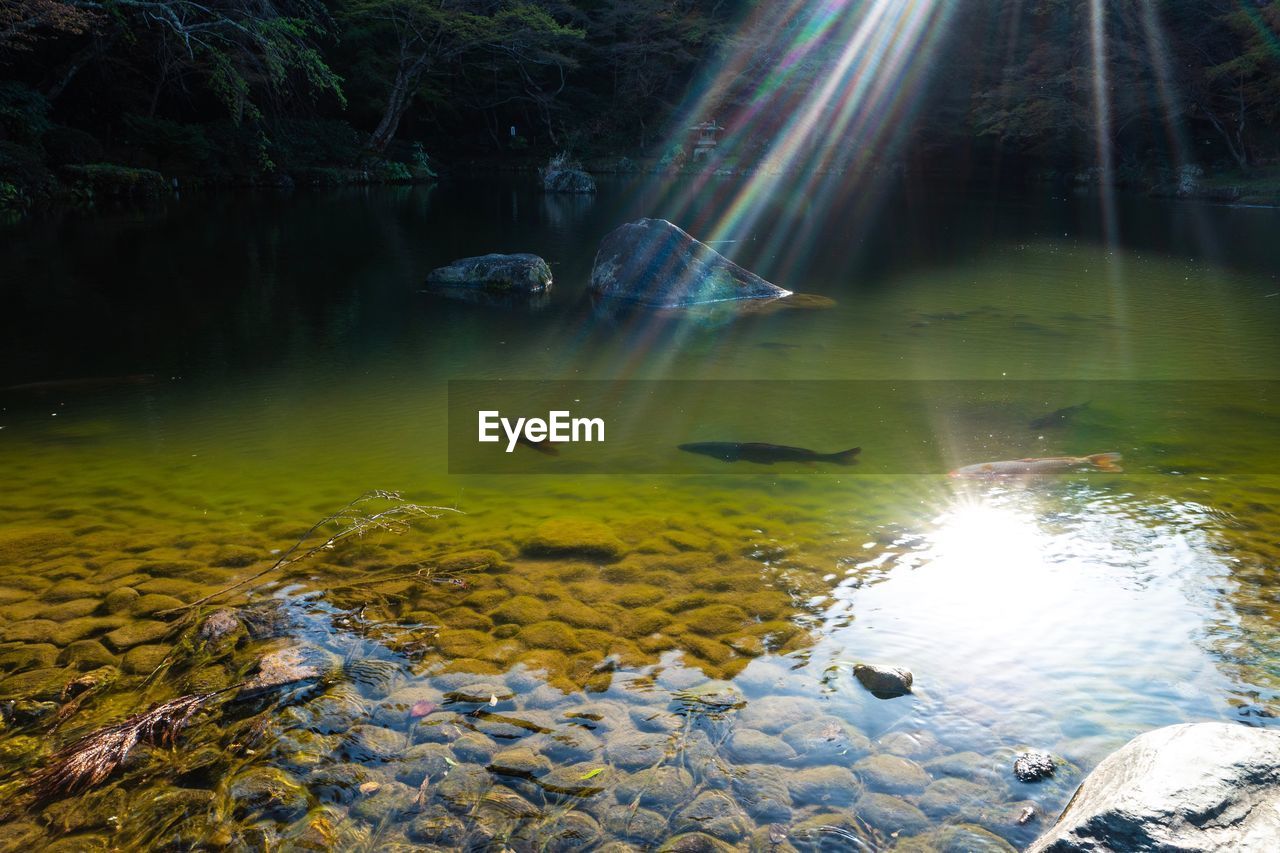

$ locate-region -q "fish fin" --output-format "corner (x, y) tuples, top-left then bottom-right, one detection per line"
(828, 447), (861, 465)
(1087, 452), (1123, 472)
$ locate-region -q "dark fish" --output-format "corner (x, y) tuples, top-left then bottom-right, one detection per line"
(949, 452), (1122, 478)
(679, 442), (860, 466)
(515, 435), (561, 456)
(1029, 401), (1090, 429)
(2, 374), (157, 393)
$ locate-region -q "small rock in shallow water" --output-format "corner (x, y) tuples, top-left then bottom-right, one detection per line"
(1013, 750), (1056, 782)
(853, 662), (913, 698)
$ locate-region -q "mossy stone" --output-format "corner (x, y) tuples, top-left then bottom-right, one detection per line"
(103, 619), (172, 652)
(547, 598), (614, 630)
(678, 634), (734, 664)
(462, 589), (508, 610)
(349, 779), (418, 822)
(436, 763), (492, 810)
(41, 580), (99, 602)
(437, 549), (509, 573)
(121, 643), (172, 675)
(615, 584), (667, 607)
(619, 608), (670, 637)
(42, 598), (101, 621)
(182, 664), (231, 693)
(0, 666), (77, 700)
(673, 790), (753, 841)
(407, 805), (467, 845)
(1, 620), (61, 644)
(490, 595), (549, 625)
(436, 629), (493, 658)
(540, 810), (602, 851)
(732, 764), (793, 822)
(130, 593), (185, 616)
(308, 763), (382, 804)
(56, 640), (118, 670)
(0, 643), (59, 671)
(522, 518), (625, 561)
(489, 746), (552, 779)
(519, 620), (584, 653)
(228, 767), (310, 820)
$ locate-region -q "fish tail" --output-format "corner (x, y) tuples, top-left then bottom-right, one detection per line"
(827, 447), (862, 465)
(1087, 452), (1123, 472)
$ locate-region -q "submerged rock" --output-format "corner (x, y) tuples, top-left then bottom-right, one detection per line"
(589, 218), (790, 307)
(426, 253), (552, 292)
(1013, 750), (1057, 782)
(853, 662), (913, 698)
(1028, 722), (1280, 852)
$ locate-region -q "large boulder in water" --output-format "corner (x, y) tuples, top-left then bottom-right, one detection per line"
(1028, 722), (1280, 852)
(589, 218), (790, 307)
(425, 253), (551, 292)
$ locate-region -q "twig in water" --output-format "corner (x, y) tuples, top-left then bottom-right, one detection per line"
(168, 490), (460, 613)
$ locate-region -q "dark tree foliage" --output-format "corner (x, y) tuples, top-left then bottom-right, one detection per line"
(0, 0), (1277, 189)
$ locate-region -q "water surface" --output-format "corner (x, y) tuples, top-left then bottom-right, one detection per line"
(1, 180), (1278, 850)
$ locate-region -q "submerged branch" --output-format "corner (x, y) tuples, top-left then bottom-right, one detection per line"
(167, 490), (461, 613)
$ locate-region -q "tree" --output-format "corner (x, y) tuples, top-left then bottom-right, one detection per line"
(341, 0), (582, 152)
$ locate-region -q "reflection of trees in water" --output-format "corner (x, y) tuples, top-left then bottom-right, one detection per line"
(540, 191), (595, 231)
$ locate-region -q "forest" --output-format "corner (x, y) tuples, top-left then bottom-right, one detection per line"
(1, 0), (1278, 207)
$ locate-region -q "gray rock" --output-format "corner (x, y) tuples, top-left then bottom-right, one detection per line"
(853, 753), (930, 794)
(853, 663), (913, 698)
(731, 764), (793, 822)
(604, 804), (669, 844)
(604, 730), (670, 770)
(589, 218), (790, 307)
(1014, 750), (1057, 782)
(540, 811), (602, 851)
(854, 792), (931, 837)
(673, 790), (752, 841)
(1028, 722), (1280, 852)
(542, 162), (596, 194)
(916, 776), (989, 818)
(426, 253), (552, 292)
(488, 746), (552, 780)
(738, 694), (824, 735)
(787, 765), (862, 806)
(613, 765), (695, 809)
(339, 724), (404, 763)
(779, 716), (871, 763)
(728, 729), (797, 763)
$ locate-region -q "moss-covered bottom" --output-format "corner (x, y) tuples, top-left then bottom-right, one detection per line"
(0, 472), (1277, 851)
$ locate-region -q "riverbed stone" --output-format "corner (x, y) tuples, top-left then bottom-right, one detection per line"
(228, 767), (310, 820)
(916, 776), (989, 818)
(856, 792), (931, 836)
(589, 218), (790, 307)
(737, 694), (824, 735)
(1013, 750), (1056, 782)
(604, 804), (669, 844)
(394, 742), (455, 786)
(308, 763), (382, 804)
(541, 811), (602, 852)
(426, 253), (553, 292)
(55, 639), (117, 670)
(518, 621), (585, 653)
(340, 724), (405, 762)
(659, 832), (738, 853)
(349, 779), (418, 823)
(732, 764), (793, 822)
(103, 619), (171, 652)
(0, 666), (77, 700)
(614, 765), (695, 809)
(489, 745), (552, 780)
(728, 729), (797, 763)
(854, 753), (930, 794)
(407, 804), (467, 846)
(853, 663), (913, 698)
(779, 716), (871, 762)
(674, 790), (753, 841)
(875, 729), (941, 759)
(444, 681), (515, 706)
(787, 765), (862, 806)
(522, 519), (625, 561)
(451, 731), (499, 764)
(1027, 722), (1280, 852)
(0, 643), (59, 672)
(436, 763), (492, 811)
(605, 730), (669, 769)
(895, 824), (1018, 852)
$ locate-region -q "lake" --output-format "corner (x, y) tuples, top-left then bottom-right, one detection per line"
(1, 178), (1279, 850)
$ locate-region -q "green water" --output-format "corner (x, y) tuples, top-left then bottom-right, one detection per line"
(1, 180), (1279, 851)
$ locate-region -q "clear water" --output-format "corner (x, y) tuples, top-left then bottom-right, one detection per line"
(0, 180), (1278, 850)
